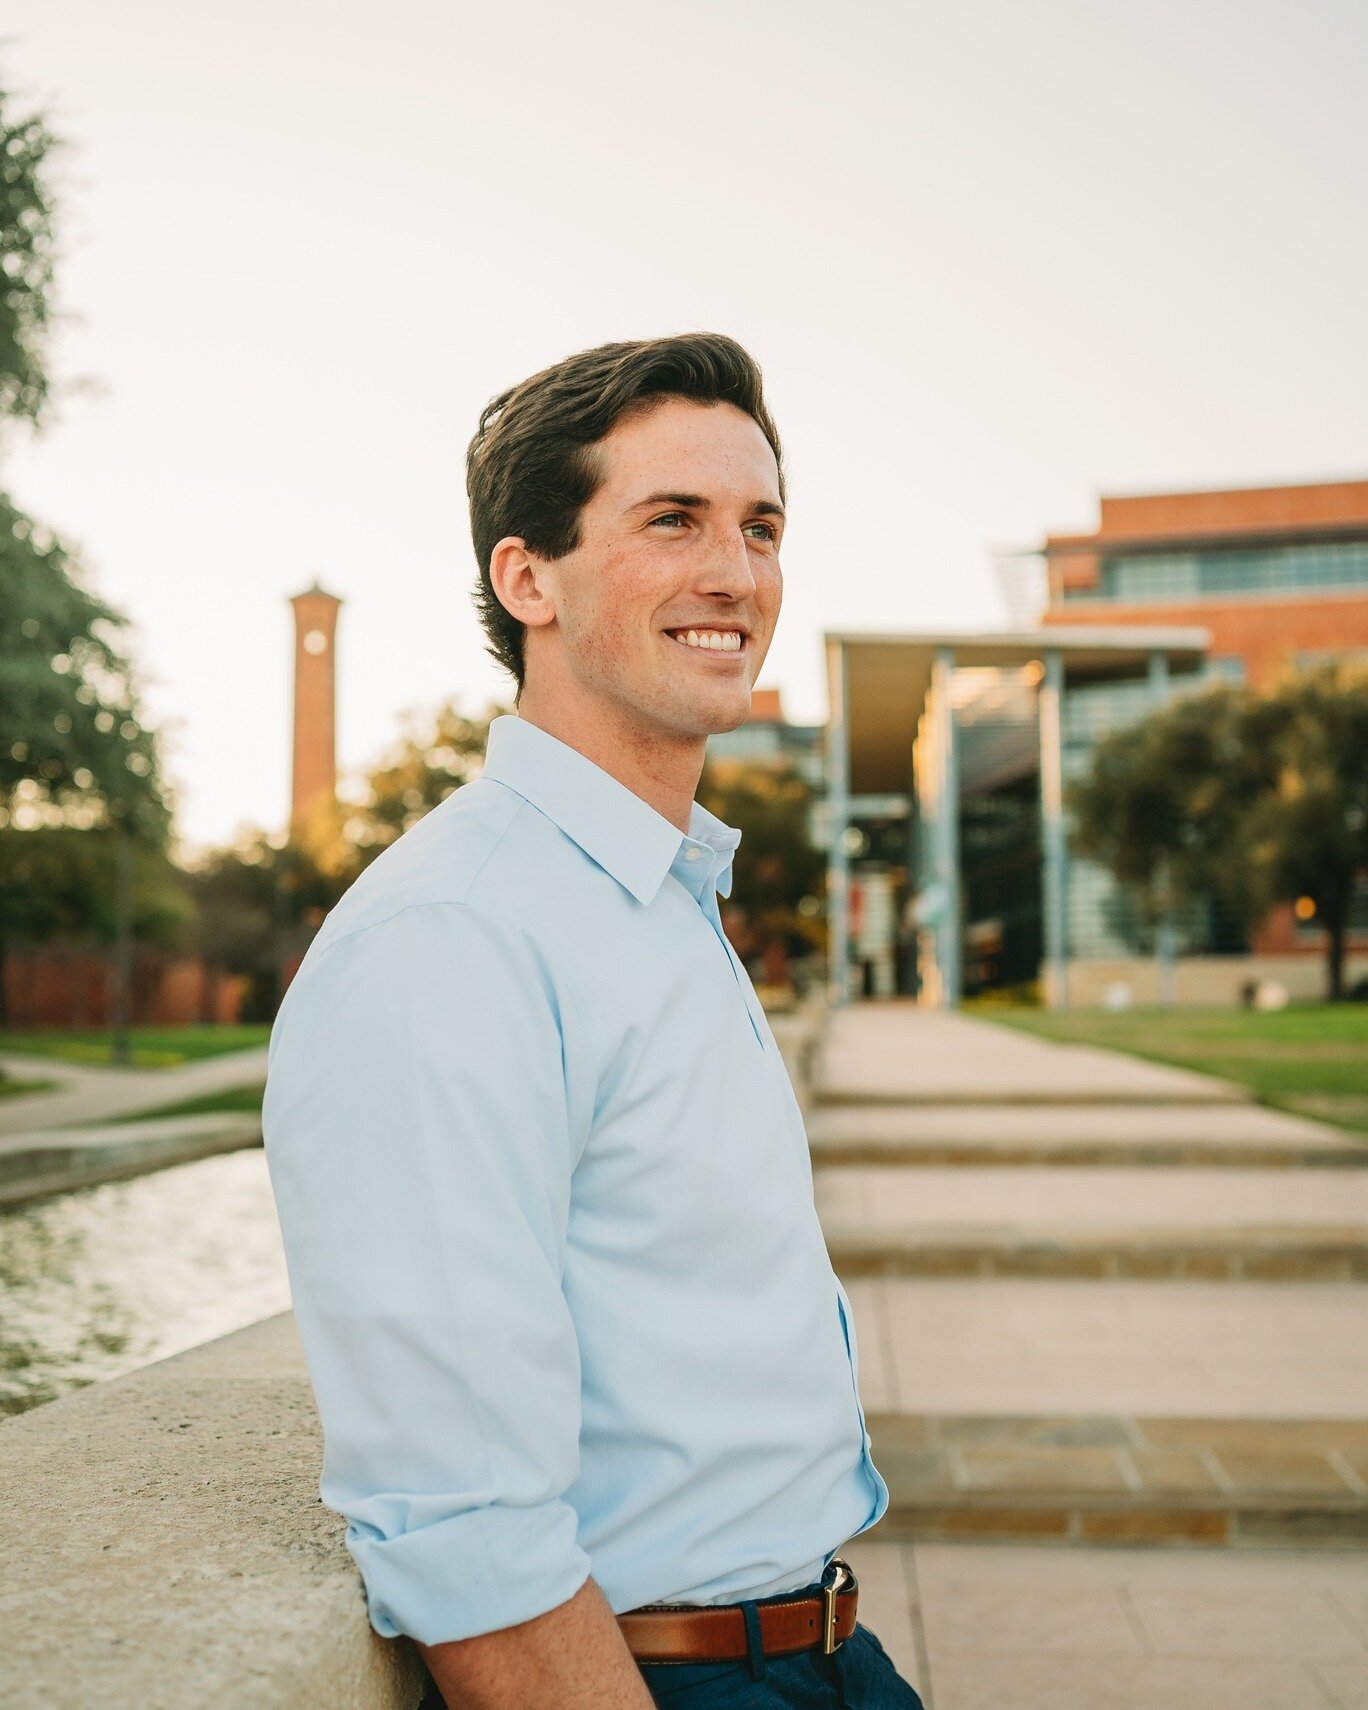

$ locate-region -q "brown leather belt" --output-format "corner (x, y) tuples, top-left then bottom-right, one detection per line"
(617, 1558), (858, 1663)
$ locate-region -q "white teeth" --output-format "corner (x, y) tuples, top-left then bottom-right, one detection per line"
(670, 629), (743, 651)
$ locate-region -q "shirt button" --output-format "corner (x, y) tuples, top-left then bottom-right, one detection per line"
(684, 848), (703, 861)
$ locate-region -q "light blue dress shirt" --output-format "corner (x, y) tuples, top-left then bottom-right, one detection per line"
(262, 712), (888, 1646)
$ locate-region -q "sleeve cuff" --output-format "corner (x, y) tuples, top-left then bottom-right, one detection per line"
(346, 1497), (593, 1644)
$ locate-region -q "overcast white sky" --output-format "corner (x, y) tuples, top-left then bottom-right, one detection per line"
(3, 0), (1366, 853)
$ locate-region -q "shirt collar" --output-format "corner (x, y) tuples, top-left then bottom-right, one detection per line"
(480, 714), (742, 907)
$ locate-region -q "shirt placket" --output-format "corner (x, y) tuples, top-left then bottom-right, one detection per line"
(680, 842), (766, 1050)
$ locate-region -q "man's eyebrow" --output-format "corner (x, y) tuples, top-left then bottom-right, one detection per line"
(628, 490), (786, 519)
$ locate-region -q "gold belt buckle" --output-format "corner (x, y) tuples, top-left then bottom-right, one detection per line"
(821, 1557), (852, 1654)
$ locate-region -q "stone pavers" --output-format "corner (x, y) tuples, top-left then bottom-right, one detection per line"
(845, 1277), (1368, 1418)
(862, 1412), (1368, 1546)
(810, 1099), (1368, 1169)
(842, 1536), (1368, 1709)
(819, 1164), (1368, 1279)
(813, 1003), (1368, 1563)
(816, 1003), (1244, 1105)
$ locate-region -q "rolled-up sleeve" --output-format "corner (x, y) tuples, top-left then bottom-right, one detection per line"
(262, 899), (592, 1644)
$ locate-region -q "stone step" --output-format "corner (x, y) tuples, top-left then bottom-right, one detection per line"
(830, 1225), (1368, 1281)
(865, 1411), (1368, 1548)
(809, 1100), (1366, 1169)
(842, 1276), (1368, 1419)
(819, 1165), (1368, 1277)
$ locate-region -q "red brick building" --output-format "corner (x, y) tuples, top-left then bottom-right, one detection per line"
(1039, 477), (1368, 976)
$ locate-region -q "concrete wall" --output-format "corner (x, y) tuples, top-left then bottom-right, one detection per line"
(1063, 952), (1368, 1008)
(0, 1313), (428, 1710)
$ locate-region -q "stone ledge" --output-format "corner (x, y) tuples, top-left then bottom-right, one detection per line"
(0, 1312), (424, 1710)
(814, 1087), (1248, 1109)
(865, 1412), (1368, 1548)
(810, 1136), (1368, 1170)
(0, 1115), (264, 1209)
(828, 1226), (1368, 1280)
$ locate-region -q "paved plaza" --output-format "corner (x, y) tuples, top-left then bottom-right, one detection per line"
(815, 1002), (1368, 1709)
(844, 1535), (1368, 1710)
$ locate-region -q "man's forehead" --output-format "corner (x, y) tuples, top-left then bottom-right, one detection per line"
(596, 398), (779, 501)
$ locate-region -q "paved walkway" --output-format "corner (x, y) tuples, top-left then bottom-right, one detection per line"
(816, 1002), (1244, 1105)
(0, 1046), (269, 1135)
(814, 1002), (1368, 1705)
(845, 1535), (1368, 1709)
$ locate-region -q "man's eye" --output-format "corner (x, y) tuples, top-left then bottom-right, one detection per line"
(650, 512), (687, 529)
(746, 521), (779, 542)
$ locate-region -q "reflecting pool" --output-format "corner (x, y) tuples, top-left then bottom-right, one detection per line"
(0, 1148), (289, 1418)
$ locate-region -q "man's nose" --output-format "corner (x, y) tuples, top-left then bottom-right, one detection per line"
(705, 527), (759, 594)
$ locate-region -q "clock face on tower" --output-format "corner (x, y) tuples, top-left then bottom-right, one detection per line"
(303, 629), (328, 655)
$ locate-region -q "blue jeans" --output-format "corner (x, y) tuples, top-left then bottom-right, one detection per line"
(637, 1604), (925, 1709)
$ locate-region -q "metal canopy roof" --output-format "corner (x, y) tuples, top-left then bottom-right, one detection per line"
(825, 625), (1211, 796)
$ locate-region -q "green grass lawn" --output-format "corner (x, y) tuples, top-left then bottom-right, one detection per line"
(974, 1001), (1368, 1137)
(0, 1025), (270, 1069)
(101, 1083), (267, 1125)
(0, 1072), (57, 1099)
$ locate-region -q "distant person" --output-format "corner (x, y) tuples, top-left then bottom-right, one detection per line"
(263, 334), (921, 1709)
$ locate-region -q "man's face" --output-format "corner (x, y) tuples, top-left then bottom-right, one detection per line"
(530, 396), (783, 743)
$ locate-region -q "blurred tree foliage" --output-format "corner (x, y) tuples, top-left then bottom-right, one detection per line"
(1068, 661), (1368, 1000)
(342, 699), (503, 864)
(1239, 661), (1368, 1002)
(0, 76), (174, 1030)
(0, 79), (58, 433)
(697, 756), (825, 989)
(0, 493), (171, 840)
(183, 834), (345, 1023)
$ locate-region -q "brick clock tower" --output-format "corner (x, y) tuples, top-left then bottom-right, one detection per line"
(289, 580), (342, 836)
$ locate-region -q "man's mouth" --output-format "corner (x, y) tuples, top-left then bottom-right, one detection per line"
(662, 626), (748, 656)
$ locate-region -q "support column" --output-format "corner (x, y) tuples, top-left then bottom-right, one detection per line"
(826, 640), (853, 1007)
(1149, 650), (1177, 1006)
(931, 647), (961, 1008)
(1039, 647), (1068, 1010)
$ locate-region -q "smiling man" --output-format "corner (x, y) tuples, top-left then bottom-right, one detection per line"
(262, 335), (923, 1710)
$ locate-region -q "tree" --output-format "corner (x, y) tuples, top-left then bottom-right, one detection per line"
(0, 78), (59, 436)
(1068, 663), (1368, 1001)
(697, 757), (826, 991)
(339, 698), (506, 869)
(0, 75), (173, 1044)
(1067, 679), (1271, 935)
(183, 833), (344, 1023)
(1239, 661), (1368, 1001)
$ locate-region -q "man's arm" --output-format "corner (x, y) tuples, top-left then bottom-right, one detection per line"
(262, 900), (604, 1660)
(416, 1575), (655, 1710)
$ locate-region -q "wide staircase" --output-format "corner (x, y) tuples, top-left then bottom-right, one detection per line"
(810, 1002), (1368, 1549)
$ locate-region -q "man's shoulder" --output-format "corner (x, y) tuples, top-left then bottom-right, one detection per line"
(300, 775), (600, 971)
(306, 779), (523, 953)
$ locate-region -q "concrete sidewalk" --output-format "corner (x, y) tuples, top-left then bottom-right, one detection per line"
(811, 1001), (1368, 1577)
(0, 1045), (269, 1135)
(845, 1534), (1368, 1709)
(815, 1002), (1246, 1105)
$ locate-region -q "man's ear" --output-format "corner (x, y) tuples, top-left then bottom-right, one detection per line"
(489, 537), (557, 632)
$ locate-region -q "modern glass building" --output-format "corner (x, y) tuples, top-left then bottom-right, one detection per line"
(823, 627), (1210, 1008)
(1040, 477), (1368, 984)
(824, 477), (1368, 1007)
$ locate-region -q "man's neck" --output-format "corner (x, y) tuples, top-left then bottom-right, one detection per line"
(513, 695), (705, 835)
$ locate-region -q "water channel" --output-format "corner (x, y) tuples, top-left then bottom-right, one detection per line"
(0, 1148), (290, 1418)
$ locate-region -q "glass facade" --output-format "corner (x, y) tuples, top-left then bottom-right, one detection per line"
(1062, 539), (1368, 604)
